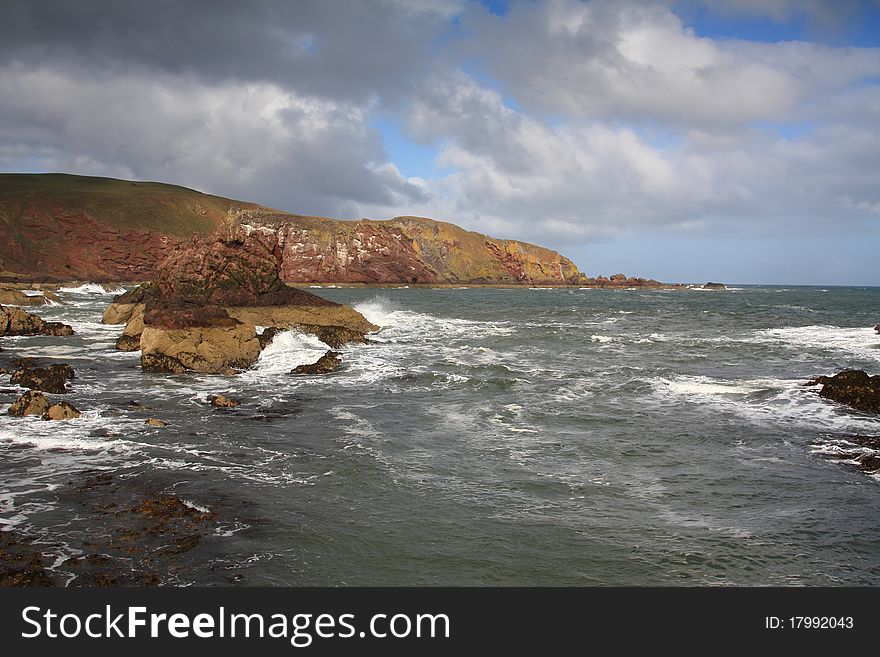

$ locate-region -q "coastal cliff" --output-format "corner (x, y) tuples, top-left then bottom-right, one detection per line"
(1, 173), (584, 286)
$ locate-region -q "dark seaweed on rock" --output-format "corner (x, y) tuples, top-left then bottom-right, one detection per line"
(809, 370), (880, 415)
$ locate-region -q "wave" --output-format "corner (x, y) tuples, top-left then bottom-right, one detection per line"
(58, 283), (126, 295)
(246, 330), (330, 377)
(754, 325), (880, 363)
(353, 296), (400, 328)
(653, 374), (880, 434)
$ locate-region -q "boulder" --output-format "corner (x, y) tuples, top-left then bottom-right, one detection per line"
(208, 394), (239, 408)
(43, 401), (81, 420)
(810, 370), (880, 414)
(10, 363), (75, 394)
(292, 350), (342, 375)
(0, 305), (74, 337)
(8, 390), (50, 417)
(702, 282), (726, 290)
(140, 321), (261, 375)
(145, 418), (166, 428)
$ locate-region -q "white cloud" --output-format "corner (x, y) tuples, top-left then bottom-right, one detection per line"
(462, 0), (880, 126)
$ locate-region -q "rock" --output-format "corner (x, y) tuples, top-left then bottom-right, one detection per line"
(8, 390), (50, 416)
(43, 401), (81, 420)
(298, 324), (369, 348)
(115, 333), (142, 351)
(41, 322), (75, 336)
(0, 304), (74, 337)
(0, 529), (56, 587)
(257, 327), (282, 350)
(292, 350), (342, 375)
(145, 418), (166, 427)
(875, 323), (879, 334)
(702, 282), (726, 290)
(208, 394), (239, 408)
(0, 287), (53, 307)
(140, 321), (260, 375)
(10, 363), (75, 394)
(810, 370), (880, 414)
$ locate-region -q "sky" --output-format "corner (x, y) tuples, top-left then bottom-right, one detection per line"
(0, 0), (878, 285)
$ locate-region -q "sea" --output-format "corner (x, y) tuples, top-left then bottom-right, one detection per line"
(1, 284), (879, 585)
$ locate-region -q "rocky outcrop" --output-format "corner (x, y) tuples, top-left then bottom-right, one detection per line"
(2, 173), (591, 286)
(8, 390), (50, 416)
(43, 401), (81, 420)
(702, 282), (726, 290)
(10, 363), (75, 394)
(810, 370), (880, 414)
(292, 350), (342, 375)
(0, 287), (59, 306)
(111, 220), (377, 374)
(0, 304), (74, 337)
(578, 274), (670, 288)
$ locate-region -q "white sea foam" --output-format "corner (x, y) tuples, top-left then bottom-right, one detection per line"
(58, 283), (125, 295)
(20, 290), (46, 297)
(655, 374), (880, 434)
(661, 376), (754, 396)
(590, 335), (613, 343)
(247, 330), (330, 376)
(753, 325), (880, 363)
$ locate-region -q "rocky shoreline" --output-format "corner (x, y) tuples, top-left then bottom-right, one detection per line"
(0, 471), (224, 587)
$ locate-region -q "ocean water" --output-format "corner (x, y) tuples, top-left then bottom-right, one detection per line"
(1, 285), (879, 585)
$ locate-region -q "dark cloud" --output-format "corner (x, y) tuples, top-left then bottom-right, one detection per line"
(0, 0), (451, 104)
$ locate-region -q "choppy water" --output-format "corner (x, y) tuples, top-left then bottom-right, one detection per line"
(1, 284), (879, 585)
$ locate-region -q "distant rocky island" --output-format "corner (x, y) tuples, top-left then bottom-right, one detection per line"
(0, 173), (668, 288)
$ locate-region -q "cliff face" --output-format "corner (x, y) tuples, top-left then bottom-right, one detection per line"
(0, 173), (584, 285)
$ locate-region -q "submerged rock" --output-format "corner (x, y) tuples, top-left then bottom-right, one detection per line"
(0, 529), (56, 587)
(8, 390), (50, 416)
(145, 417), (166, 427)
(814, 435), (880, 475)
(43, 401), (81, 420)
(10, 363), (75, 394)
(208, 394), (239, 408)
(809, 370), (880, 414)
(292, 350), (342, 375)
(0, 304), (74, 337)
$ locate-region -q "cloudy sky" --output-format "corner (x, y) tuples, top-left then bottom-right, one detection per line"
(1, 0), (878, 284)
